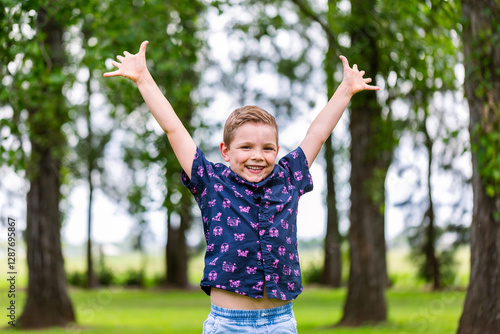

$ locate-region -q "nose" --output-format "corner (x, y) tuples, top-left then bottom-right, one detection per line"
(251, 149), (264, 160)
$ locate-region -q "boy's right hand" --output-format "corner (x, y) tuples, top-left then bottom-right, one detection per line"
(103, 41), (149, 84)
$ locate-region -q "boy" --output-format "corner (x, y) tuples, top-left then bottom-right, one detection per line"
(104, 41), (378, 333)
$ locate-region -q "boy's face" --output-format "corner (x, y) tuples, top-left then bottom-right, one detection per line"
(220, 122), (279, 183)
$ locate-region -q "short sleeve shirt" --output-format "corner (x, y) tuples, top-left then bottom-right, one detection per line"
(181, 147), (313, 301)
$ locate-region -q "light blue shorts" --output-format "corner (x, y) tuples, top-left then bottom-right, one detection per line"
(203, 302), (298, 334)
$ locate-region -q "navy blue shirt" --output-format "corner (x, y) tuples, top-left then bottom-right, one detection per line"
(181, 147), (313, 301)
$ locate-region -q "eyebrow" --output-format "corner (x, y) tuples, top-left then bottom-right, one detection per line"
(237, 141), (277, 147)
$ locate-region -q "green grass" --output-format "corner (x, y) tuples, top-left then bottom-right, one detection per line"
(0, 246), (469, 333)
(0, 286), (465, 333)
(296, 287), (465, 333)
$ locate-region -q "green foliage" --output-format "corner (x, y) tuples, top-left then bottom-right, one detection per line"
(0, 1), (73, 173)
(302, 262), (323, 285)
(364, 164), (392, 213)
(464, 5), (500, 198)
(435, 249), (459, 287)
(97, 266), (115, 287)
(472, 119), (500, 198)
(212, 0), (328, 122)
(68, 271), (87, 288)
(67, 267), (115, 287)
(407, 222), (468, 288)
(121, 269), (146, 288)
(67, 268), (160, 288)
(2, 0), (210, 294)
(410, 249), (458, 288)
(375, 0), (462, 95)
(96, 0), (208, 244)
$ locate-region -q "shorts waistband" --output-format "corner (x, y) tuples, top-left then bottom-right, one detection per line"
(210, 302), (293, 320)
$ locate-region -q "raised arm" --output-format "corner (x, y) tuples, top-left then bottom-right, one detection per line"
(104, 41), (197, 177)
(299, 56), (379, 166)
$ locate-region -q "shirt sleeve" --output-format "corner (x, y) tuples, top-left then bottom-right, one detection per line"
(181, 147), (215, 199)
(279, 146), (314, 195)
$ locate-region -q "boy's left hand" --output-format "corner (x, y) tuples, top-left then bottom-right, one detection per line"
(339, 55), (380, 95)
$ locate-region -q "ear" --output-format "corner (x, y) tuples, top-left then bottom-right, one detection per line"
(276, 145), (280, 157)
(220, 142), (230, 162)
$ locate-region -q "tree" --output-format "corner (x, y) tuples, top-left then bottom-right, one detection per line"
(79, 14), (115, 289)
(418, 110), (441, 289)
(338, 0), (389, 324)
(337, 0), (461, 324)
(402, 101), (471, 290)
(100, 0), (208, 287)
(70, 12), (113, 289)
(149, 1), (206, 287)
(292, 0), (344, 288)
(398, 105), (470, 290)
(0, 2), (77, 328)
(457, 1), (500, 333)
(165, 184), (193, 287)
(376, 0), (465, 291)
(321, 134), (342, 287)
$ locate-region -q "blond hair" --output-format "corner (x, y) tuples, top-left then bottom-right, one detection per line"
(223, 106), (278, 148)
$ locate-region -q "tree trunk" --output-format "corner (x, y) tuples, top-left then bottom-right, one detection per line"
(423, 124), (441, 290)
(18, 7), (75, 328)
(424, 130), (441, 290)
(457, 1), (500, 333)
(166, 189), (191, 287)
(422, 205), (441, 290)
(321, 135), (342, 287)
(321, 1), (342, 287)
(341, 100), (388, 325)
(86, 73), (98, 289)
(340, 0), (389, 324)
(20, 143), (76, 328)
(86, 179), (97, 288)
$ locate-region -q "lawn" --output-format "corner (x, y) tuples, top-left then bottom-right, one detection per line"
(0, 286), (465, 333)
(0, 246), (469, 333)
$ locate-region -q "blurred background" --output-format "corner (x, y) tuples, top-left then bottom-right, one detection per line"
(1, 0), (497, 332)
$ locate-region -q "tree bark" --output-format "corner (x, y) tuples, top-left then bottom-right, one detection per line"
(423, 206), (440, 290)
(340, 0), (389, 324)
(86, 175), (97, 288)
(20, 143), (75, 329)
(423, 123), (441, 290)
(18, 6), (75, 328)
(321, 8), (342, 286)
(321, 134), (342, 288)
(166, 188), (191, 287)
(86, 72), (98, 289)
(341, 99), (388, 325)
(457, 1), (500, 333)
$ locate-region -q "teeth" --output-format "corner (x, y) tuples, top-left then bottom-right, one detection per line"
(247, 166), (264, 170)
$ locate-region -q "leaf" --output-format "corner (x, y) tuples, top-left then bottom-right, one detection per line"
(47, 73), (66, 85)
(486, 185), (495, 197)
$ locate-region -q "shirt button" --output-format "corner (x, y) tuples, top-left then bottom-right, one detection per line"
(257, 261), (262, 266)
